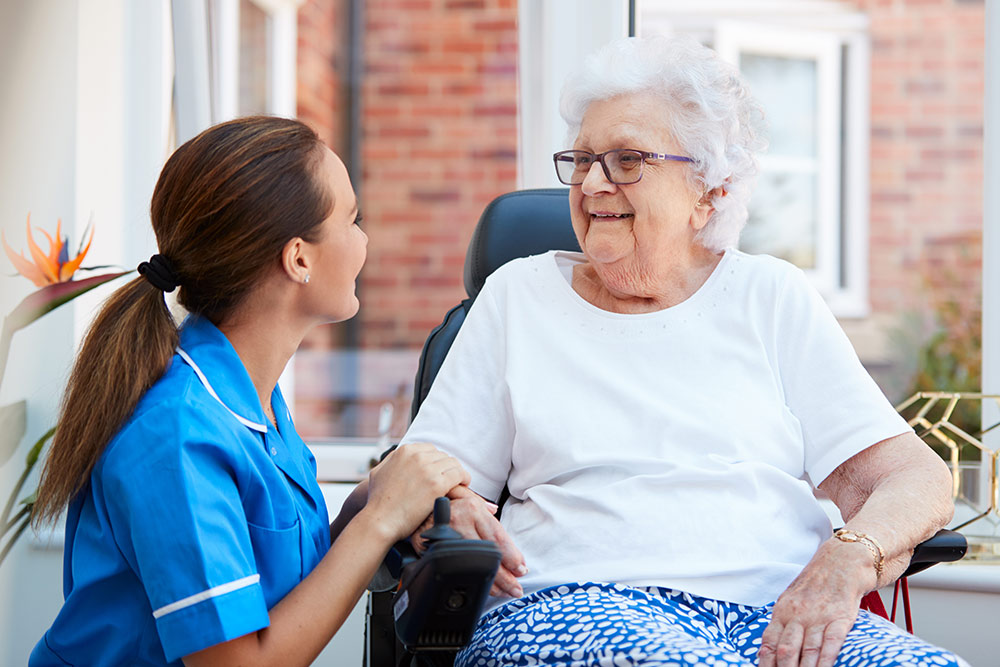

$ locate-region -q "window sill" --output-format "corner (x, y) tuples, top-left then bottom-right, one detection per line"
(906, 561), (1000, 594)
(309, 439), (384, 483)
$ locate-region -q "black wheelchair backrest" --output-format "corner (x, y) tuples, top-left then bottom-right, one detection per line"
(411, 188), (579, 420)
(463, 188), (580, 298)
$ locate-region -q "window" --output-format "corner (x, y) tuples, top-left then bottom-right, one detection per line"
(639, 0), (871, 316)
(205, 0), (301, 120)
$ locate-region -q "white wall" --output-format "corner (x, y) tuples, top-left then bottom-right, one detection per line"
(0, 1), (170, 663)
(0, 2), (81, 664)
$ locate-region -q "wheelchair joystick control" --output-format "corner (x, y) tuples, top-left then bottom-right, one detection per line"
(392, 496), (502, 653)
(420, 497), (463, 544)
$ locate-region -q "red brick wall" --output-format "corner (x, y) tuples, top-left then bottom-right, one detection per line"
(297, 0), (348, 154)
(854, 0), (984, 315)
(359, 0), (519, 348)
(296, 0), (518, 348)
(295, 0), (519, 436)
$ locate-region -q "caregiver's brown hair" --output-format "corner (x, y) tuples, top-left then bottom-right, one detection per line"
(34, 116), (332, 525)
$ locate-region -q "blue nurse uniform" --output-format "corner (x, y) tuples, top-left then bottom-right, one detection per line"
(29, 315), (332, 665)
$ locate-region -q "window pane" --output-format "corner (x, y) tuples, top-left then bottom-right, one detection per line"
(291, 2), (520, 441)
(740, 53), (817, 159)
(742, 171), (817, 269)
(295, 348), (417, 441)
(239, 0), (270, 115)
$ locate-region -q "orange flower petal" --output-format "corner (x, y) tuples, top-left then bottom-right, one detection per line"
(39, 228), (64, 269)
(25, 216), (59, 284)
(42, 219), (65, 268)
(2, 230), (50, 287)
(59, 224), (94, 281)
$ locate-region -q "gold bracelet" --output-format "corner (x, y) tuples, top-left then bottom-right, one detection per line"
(833, 529), (885, 579)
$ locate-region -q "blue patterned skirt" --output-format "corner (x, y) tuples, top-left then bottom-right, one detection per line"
(457, 582), (968, 667)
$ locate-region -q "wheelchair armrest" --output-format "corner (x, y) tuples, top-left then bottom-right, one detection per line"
(901, 528), (967, 577)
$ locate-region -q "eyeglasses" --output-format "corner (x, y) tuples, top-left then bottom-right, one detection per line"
(553, 149), (694, 186)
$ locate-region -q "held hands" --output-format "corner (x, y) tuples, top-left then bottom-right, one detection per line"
(758, 538), (879, 667)
(411, 484), (528, 598)
(364, 443), (470, 543)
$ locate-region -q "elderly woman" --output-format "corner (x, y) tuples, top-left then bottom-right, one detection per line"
(400, 37), (964, 667)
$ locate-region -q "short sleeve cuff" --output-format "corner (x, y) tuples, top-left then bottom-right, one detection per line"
(466, 471), (505, 504)
(807, 416), (912, 486)
(156, 579), (269, 662)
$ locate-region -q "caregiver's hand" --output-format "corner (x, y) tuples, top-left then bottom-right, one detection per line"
(758, 538), (876, 667)
(364, 443), (470, 543)
(411, 484), (527, 598)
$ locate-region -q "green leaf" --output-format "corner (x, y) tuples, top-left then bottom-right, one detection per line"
(25, 426), (55, 467)
(0, 514), (30, 566)
(0, 272), (131, 391)
(0, 400), (27, 467)
(0, 427), (54, 532)
(3, 270), (132, 334)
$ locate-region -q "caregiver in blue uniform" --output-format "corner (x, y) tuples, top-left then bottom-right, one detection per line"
(28, 116), (469, 666)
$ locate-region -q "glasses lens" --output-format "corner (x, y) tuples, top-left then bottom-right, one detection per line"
(605, 150), (644, 184)
(554, 151), (593, 185)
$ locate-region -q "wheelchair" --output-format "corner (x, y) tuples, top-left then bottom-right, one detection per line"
(363, 189), (968, 667)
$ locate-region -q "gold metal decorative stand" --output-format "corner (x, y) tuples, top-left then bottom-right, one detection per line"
(896, 392), (1000, 560)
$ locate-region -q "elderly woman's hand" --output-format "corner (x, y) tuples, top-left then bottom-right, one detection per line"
(758, 538), (876, 667)
(761, 432), (954, 667)
(410, 485), (527, 598)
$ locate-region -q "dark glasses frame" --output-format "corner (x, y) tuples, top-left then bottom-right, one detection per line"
(553, 149), (694, 185)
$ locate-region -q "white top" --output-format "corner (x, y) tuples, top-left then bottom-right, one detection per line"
(401, 249), (910, 607)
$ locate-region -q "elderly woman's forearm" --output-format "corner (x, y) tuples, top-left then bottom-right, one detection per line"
(818, 433), (954, 584)
(329, 478), (369, 543)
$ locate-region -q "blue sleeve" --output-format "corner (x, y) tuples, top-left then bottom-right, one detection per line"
(100, 402), (270, 662)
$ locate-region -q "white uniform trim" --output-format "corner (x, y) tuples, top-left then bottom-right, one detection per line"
(152, 574), (261, 619)
(176, 347), (268, 433)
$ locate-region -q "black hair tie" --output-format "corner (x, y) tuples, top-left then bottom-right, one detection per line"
(137, 254), (181, 293)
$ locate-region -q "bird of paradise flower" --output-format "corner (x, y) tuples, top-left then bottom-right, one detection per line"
(3, 215), (95, 287)
(1, 215), (131, 565)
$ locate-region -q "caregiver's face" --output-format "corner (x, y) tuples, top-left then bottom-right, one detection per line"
(568, 91), (710, 298)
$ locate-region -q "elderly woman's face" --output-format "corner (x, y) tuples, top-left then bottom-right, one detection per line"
(569, 91), (712, 297)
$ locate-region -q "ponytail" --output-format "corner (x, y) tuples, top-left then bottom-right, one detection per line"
(33, 277), (177, 526)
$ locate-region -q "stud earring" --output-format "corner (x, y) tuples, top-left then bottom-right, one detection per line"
(303, 274), (310, 284)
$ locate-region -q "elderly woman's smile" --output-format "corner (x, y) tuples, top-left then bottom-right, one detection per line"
(588, 211), (633, 220)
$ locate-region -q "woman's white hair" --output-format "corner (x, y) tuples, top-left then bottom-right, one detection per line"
(559, 36), (767, 252)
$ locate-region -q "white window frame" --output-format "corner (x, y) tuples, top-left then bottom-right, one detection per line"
(984, 4), (999, 466)
(639, 0), (871, 317)
(174, 0), (302, 136)
(208, 0), (302, 121)
(715, 23), (842, 296)
(517, 0), (630, 189)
